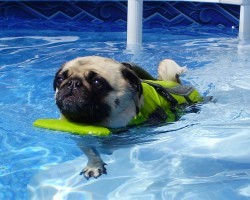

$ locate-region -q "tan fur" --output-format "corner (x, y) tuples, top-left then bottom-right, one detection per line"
(158, 59), (187, 82)
(56, 56), (139, 128)
(62, 56), (124, 91)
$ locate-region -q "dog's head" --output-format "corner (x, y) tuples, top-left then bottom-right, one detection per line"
(53, 56), (142, 128)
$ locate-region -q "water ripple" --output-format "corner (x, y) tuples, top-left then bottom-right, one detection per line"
(1, 27), (250, 199)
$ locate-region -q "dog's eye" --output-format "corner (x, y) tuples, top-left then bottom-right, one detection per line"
(58, 76), (64, 84)
(56, 75), (65, 86)
(92, 78), (103, 90)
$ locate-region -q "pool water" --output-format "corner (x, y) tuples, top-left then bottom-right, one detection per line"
(1, 26), (250, 200)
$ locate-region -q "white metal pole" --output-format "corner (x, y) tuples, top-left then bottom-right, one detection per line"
(239, 3), (250, 41)
(127, 0), (143, 51)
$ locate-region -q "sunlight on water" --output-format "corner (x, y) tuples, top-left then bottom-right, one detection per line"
(0, 27), (250, 199)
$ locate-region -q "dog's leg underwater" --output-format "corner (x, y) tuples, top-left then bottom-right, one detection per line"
(79, 146), (107, 179)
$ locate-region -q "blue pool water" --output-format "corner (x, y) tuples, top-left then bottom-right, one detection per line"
(1, 26), (250, 199)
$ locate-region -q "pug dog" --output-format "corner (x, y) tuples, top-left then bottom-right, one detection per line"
(53, 56), (188, 179)
(53, 56), (145, 129)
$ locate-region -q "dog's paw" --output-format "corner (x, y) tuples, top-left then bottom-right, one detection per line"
(80, 162), (107, 179)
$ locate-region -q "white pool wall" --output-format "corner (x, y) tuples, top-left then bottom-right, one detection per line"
(127, 0), (250, 46)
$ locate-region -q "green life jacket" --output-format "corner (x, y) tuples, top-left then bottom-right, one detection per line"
(129, 80), (203, 126)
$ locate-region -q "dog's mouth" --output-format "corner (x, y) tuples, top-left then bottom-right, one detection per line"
(60, 89), (86, 104)
(56, 85), (90, 112)
(56, 85), (111, 124)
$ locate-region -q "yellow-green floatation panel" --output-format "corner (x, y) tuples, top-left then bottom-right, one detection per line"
(33, 118), (111, 136)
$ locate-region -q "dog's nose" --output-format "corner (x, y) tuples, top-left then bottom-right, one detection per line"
(68, 79), (82, 89)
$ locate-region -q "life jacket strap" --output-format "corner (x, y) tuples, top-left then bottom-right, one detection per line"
(142, 80), (195, 105)
(142, 80), (178, 106)
(166, 85), (195, 104)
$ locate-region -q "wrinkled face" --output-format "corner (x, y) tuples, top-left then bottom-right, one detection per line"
(53, 56), (142, 128)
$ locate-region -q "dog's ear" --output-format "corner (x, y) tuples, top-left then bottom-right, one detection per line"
(122, 62), (155, 80)
(53, 69), (61, 91)
(53, 67), (65, 91)
(121, 62), (134, 70)
(53, 63), (68, 91)
(121, 65), (143, 98)
(121, 66), (143, 114)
